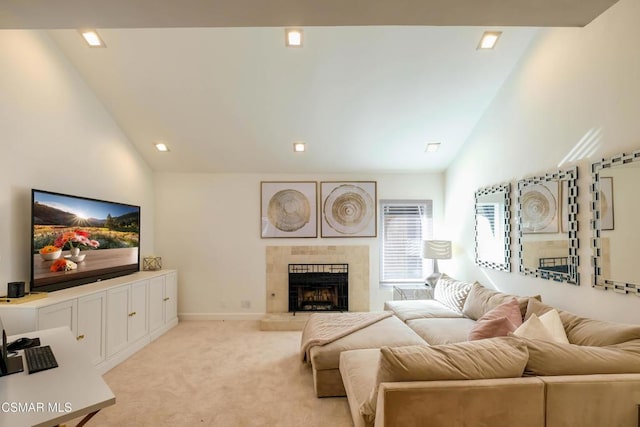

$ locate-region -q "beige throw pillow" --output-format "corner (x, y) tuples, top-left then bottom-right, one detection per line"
(462, 283), (540, 321)
(513, 311), (570, 344)
(433, 274), (473, 313)
(513, 314), (556, 342)
(525, 298), (640, 346)
(538, 309), (570, 344)
(523, 298), (554, 320)
(359, 337), (528, 423)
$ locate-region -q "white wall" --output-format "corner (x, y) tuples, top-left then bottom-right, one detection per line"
(154, 172), (443, 316)
(0, 31), (155, 295)
(444, 0), (640, 324)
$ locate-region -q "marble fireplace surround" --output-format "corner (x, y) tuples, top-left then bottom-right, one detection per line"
(266, 245), (370, 313)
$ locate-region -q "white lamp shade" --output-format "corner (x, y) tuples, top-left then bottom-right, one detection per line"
(422, 240), (452, 260)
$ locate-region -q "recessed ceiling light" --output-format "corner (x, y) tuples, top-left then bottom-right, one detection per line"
(293, 142), (306, 152)
(425, 143), (441, 153)
(285, 28), (303, 47)
(478, 31), (502, 50)
(79, 29), (106, 48)
(155, 143), (169, 152)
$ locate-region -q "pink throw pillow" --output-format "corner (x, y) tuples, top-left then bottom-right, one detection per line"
(479, 297), (523, 327)
(469, 317), (517, 341)
(468, 298), (523, 340)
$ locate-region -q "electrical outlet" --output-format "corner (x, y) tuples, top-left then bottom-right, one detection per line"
(241, 300), (251, 309)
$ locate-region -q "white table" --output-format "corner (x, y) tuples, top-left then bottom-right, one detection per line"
(392, 284), (434, 300)
(0, 327), (115, 427)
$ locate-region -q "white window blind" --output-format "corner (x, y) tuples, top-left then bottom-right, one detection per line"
(477, 202), (506, 264)
(380, 200), (433, 284)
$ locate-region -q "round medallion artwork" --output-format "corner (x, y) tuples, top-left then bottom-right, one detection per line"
(521, 184), (556, 232)
(267, 189), (311, 232)
(324, 184), (374, 234)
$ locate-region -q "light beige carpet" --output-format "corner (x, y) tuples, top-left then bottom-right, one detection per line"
(82, 321), (352, 426)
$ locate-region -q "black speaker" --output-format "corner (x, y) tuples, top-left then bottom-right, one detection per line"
(7, 282), (25, 298)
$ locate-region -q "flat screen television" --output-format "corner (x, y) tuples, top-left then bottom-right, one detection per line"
(31, 189), (141, 292)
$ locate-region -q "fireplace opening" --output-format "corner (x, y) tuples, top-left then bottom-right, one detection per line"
(288, 264), (348, 314)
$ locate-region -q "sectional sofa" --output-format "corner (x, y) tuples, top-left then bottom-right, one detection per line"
(301, 275), (640, 427)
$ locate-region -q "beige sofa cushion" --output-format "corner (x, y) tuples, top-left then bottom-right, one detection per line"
(462, 283), (540, 321)
(517, 336), (640, 376)
(339, 349), (380, 427)
(433, 274), (474, 312)
(376, 378), (546, 427)
(383, 299), (464, 323)
(525, 298), (640, 346)
(406, 317), (477, 345)
(542, 374), (640, 427)
(309, 315), (426, 371)
(360, 337), (528, 423)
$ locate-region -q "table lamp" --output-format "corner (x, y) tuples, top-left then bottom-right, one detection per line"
(422, 240), (452, 285)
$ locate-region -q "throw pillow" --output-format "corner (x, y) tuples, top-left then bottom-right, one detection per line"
(523, 298), (554, 320)
(525, 298), (640, 346)
(468, 317), (517, 341)
(468, 298), (523, 340)
(359, 337), (529, 423)
(513, 314), (556, 342)
(479, 297), (523, 326)
(462, 283), (541, 320)
(518, 336), (640, 376)
(433, 274), (473, 313)
(538, 309), (570, 344)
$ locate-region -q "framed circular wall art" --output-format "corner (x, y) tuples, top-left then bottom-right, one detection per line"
(320, 181), (377, 238)
(261, 181), (317, 238)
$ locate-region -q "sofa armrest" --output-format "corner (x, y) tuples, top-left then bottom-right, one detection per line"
(541, 373), (640, 427)
(374, 377), (545, 427)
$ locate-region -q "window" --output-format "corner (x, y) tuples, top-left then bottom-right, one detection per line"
(380, 200), (433, 284)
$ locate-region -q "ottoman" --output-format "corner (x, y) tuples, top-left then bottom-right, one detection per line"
(307, 315), (426, 397)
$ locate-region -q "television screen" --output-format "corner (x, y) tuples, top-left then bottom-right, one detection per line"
(31, 189), (140, 292)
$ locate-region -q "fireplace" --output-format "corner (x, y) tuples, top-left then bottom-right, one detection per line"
(288, 264), (348, 313)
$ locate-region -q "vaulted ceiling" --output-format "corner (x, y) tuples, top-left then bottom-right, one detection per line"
(0, 0), (619, 173)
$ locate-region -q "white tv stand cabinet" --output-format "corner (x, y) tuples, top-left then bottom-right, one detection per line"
(0, 270), (178, 374)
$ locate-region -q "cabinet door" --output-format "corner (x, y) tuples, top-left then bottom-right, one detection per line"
(148, 276), (165, 332)
(37, 300), (77, 333)
(128, 280), (148, 343)
(77, 292), (106, 365)
(164, 272), (178, 323)
(106, 285), (130, 357)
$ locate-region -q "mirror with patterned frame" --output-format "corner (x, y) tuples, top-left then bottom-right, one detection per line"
(591, 150), (640, 295)
(517, 166), (579, 285)
(475, 183), (511, 271)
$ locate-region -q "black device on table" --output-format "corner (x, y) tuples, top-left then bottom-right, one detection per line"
(23, 345), (58, 374)
(1, 315), (58, 375)
(7, 337), (40, 352)
(0, 315), (24, 377)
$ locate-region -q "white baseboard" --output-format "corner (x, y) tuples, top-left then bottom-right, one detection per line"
(179, 313), (265, 321)
(97, 336), (150, 374)
(150, 318), (179, 341)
